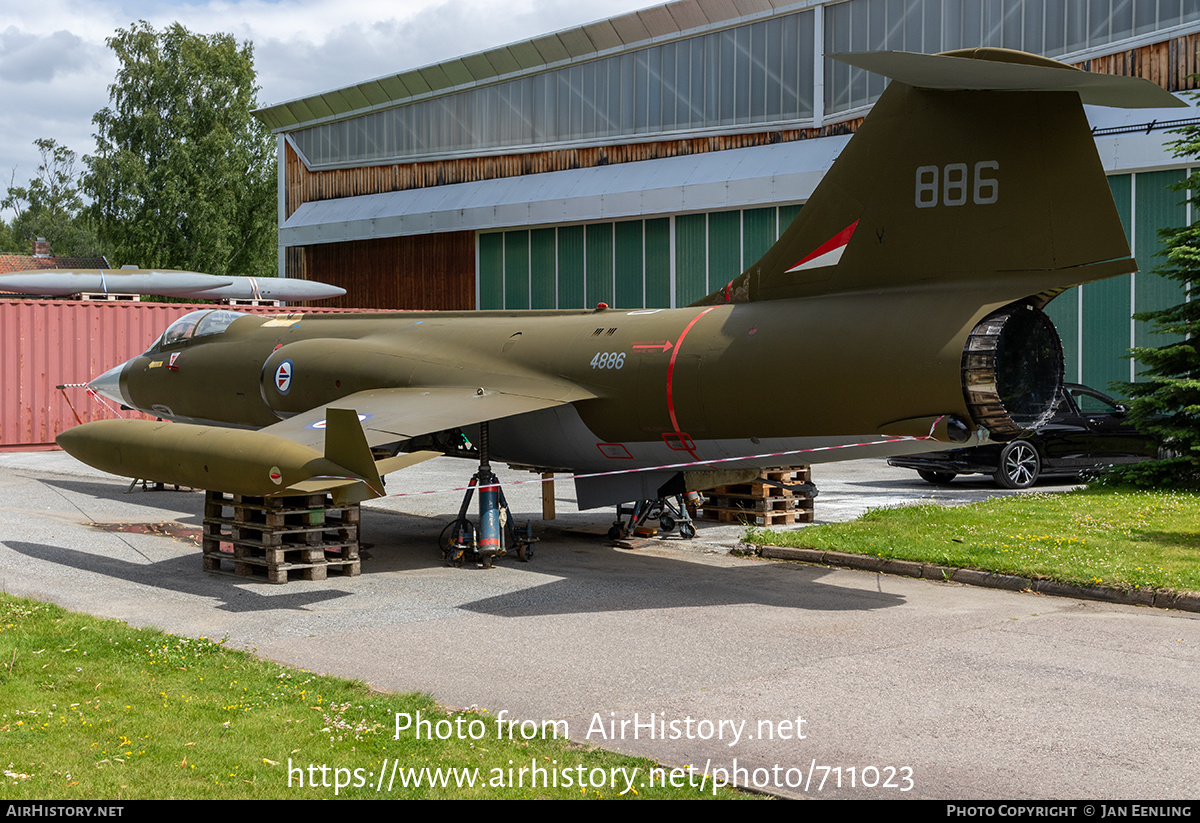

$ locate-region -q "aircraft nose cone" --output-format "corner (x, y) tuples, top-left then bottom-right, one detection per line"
(87, 363), (129, 407)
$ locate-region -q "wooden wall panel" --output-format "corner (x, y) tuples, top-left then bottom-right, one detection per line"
(302, 233), (475, 310)
(284, 121), (862, 216)
(1074, 32), (1200, 94)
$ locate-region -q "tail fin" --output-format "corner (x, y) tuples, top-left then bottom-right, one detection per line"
(696, 48), (1184, 307)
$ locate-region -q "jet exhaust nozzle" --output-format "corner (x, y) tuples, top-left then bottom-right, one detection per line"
(962, 304), (1064, 439)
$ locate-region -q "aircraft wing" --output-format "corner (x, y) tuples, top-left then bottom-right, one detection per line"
(260, 384), (599, 449)
(58, 382), (599, 503)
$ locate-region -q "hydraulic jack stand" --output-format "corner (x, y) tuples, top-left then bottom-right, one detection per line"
(440, 422), (536, 568)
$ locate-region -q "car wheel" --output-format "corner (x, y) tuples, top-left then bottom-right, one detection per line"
(994, 441), (1041, 489)
(917, 470), (956, 485)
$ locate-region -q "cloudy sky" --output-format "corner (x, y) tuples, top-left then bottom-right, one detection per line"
(0, 0), (661, 221)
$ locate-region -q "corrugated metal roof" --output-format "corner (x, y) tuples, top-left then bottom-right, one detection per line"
(504, 41), (544, 72)
(581, 21), (623, 53)
(440, 58), (476, 87)
(360, 81), (394, 107)
(1086, 101), (1197, 172)
(667, 0), (712, 31)
(461, 52), (498, 78)
(638, 5), (680, 37)
(610, 13), (652, 42)
(253, 0), (807, 132)
(735, 0), (776, 13)
(338, 85), (373, 112)
(530, 34), (572, 66)
(278, 137), (848, 246)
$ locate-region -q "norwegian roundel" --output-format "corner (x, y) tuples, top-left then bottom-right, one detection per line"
(274, 359), (293, 395)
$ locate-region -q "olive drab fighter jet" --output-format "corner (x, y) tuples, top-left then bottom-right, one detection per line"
(59, 48), (1184, 511)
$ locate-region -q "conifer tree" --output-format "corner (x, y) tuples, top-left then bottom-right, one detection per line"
(1108, 127), (1200, 487)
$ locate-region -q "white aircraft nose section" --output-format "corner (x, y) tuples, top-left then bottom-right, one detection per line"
(87, 363), (129, 407)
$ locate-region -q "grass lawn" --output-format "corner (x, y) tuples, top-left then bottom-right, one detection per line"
(0, 593), (744, 800)
(744, 487), (1200, 593)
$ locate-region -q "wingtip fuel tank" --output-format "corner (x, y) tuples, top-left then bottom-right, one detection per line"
(56, 412), (439, 503)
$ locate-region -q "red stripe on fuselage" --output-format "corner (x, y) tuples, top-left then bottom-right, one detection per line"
(665, 307), (716, 462)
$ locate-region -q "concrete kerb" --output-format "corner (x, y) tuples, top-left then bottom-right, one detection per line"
(750, 544), (1200, 613)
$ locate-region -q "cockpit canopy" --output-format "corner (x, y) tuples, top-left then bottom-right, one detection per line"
(150, 310), (245, 352)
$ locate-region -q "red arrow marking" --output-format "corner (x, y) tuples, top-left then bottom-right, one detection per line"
(632, 341), (673, 352)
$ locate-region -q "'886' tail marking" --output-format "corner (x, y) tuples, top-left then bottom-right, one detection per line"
(915, 161), (998, 208)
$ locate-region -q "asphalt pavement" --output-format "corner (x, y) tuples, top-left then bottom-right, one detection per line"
(1, 451), (1197, 799)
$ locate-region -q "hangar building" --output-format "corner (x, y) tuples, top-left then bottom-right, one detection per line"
(253, 0), (1200, 395)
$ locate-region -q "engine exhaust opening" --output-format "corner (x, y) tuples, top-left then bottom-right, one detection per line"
(962, 304), (1063, 440)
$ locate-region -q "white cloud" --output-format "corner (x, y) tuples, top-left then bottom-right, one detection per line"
(0, 0), (658, 220)
(0, 28), (97, 83)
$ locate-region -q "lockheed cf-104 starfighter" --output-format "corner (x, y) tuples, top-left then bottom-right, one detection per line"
(59, 49), (1183, 517)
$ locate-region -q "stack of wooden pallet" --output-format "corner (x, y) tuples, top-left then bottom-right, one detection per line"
(202, 491), (360, 583)
(696, 467), (814, 526)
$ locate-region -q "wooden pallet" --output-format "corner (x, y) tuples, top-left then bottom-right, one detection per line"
(75, 292), (140, 301)
(202, 491), (361, 583)
(695, 466), (814, 526)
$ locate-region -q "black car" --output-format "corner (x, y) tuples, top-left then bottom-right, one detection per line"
(888, 383), (1159, 489)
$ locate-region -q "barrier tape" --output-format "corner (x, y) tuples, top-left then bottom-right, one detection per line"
(58, 382), (127, 419)
(384, 421), (947, 499)
(56, 382), (953, 502)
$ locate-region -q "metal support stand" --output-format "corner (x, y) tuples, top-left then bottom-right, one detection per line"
(126, 478), (185, 492)
(609, 492), (702, 541)
(440, 422), (536, 568)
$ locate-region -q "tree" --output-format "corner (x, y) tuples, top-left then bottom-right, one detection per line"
(84, 21), (276, 277)
(0, 217), (21, 254)
(2, 138), (103, 257)
(1106, 126), (1200, 488)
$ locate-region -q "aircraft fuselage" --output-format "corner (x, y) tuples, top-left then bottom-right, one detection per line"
(111, 294), (985, 475)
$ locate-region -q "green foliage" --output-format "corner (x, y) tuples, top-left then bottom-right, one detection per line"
(0, 215), (21, 253)
(84, 21), (276, 277)
(2, 138), (104, 258)
(1107, 123), (1200, 488)
(0, 593), (741, 799)
(745, 488), (1200, 592)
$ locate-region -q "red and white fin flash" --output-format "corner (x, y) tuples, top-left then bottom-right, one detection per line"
(786, 220), (859, 273)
